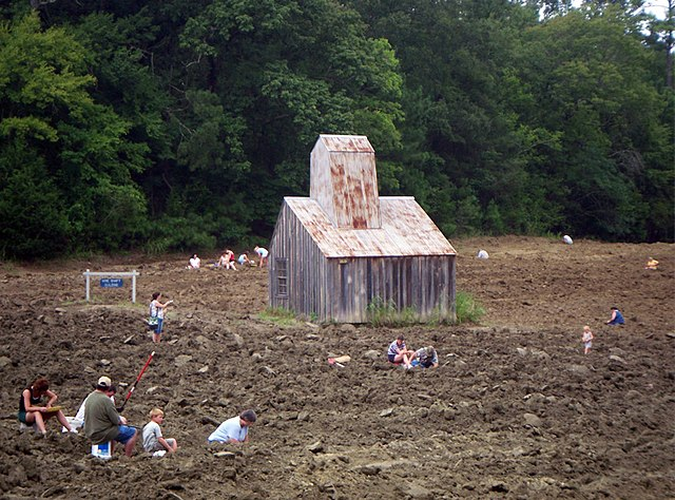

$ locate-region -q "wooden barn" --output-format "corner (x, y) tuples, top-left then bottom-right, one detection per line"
(268, 134), (457, 323)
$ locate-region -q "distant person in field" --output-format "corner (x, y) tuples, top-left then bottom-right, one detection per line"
(238, 253), (254, 266)
(188, 253), (201, 269)
(606, 306), (625, 325)
(254, 246), (269, 267)
(387, 334), (415, 369)
(217, 250), (236, 270)
(18, 377), (75, 436)
(224, 249), (236, 270)
(582, 325), (594, 355)
(208, 409), (257, 444)
(142, 408), (178, 456)
(413, 346), (439, 368)
(645, 258), (659, 270)
(150, 292), (174, 344)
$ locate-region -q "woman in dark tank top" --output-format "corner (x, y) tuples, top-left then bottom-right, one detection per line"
(18, 377), (75, 435)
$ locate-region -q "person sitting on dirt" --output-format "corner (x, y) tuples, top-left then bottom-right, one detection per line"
(142, 408), (178, 456)
(238, 253), (254, 266)
(84, 376), (137, 457)
(216, 250), (236, 270)
(387, 335), (415, 369)
(223, 249), (237, 270)
(582, 325), (594, 355)
(150, 292), (173, 344)
(188, 253), (201, 269)
(18, 377), (76, 436)
(254, 246), (269, 267)
(412, 346), (439, 368)
(606, 306), (625, 326)
(645, 257), (659, 270)
(208, 409), (257, 444)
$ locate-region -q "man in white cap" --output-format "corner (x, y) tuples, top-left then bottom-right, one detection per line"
(64, 383), (116, 432)
(84, 376), (137, 457)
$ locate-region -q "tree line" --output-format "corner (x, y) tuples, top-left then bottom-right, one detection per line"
(1, 0), (673, 259)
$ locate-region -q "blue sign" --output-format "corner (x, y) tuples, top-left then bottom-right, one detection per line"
(100, 278), (124, 288)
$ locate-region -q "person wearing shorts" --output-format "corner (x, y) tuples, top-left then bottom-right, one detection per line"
(254, 246), (269, 267)
(387, 335), (415, 369)
(84, 376), (138, 457)
(150, 292), (173, 344)
(582, 325), (594, 355)
(143, 408), (178, 455)
(18, 377), (76, 435)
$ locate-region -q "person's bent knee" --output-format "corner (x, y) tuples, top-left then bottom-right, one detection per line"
(116, 425), (136, 444)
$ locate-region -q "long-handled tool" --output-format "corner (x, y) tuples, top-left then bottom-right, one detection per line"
(117, 351), (155, 412)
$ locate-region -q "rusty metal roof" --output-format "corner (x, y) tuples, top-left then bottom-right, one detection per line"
(316, 134), (374, 153)
(284, 197), (456, 258)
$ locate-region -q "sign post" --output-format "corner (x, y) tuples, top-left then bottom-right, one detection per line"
(83, 270), (139, 303)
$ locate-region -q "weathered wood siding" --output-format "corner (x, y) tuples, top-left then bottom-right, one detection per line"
(326, 255), (456, 323)
(269, 202), (328, 318)
(270, 202), (456, 323)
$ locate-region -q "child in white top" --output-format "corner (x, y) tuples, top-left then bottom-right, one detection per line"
(582, 325), (594, 355)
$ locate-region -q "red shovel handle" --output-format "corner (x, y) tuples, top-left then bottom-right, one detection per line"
(118, 351), (154, 412)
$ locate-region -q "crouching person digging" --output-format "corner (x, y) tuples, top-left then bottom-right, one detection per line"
(208, 409), (257, 444)
(84, 376), (137, 457)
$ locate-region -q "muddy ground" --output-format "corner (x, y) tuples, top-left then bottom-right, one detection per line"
(0, 236), (673, 499)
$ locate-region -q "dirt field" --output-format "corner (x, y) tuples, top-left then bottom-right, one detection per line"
(0, 236), (673, 499)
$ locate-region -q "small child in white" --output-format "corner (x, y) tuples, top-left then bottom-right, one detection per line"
(142, 408), (178, 456)
(582, 325), (594, 355)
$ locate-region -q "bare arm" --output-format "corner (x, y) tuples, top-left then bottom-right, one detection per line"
(44, 389), (58, 407)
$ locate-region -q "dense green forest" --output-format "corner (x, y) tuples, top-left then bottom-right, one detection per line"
(1, 0), (673, 259)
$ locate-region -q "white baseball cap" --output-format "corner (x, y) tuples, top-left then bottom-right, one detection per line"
(97, 376), (112, 389)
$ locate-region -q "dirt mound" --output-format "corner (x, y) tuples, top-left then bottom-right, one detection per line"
(0, 237), (673, 499)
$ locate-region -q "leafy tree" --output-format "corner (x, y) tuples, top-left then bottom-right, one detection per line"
(518, 9), (671, 239)
(176, 0), (403, 235)
(0, 12), (150, 258)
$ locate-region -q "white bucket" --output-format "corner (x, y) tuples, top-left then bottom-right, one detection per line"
(91, 441), (112, 459)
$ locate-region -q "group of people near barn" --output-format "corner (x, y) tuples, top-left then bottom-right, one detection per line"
(187, 246), (269, 270)
(149, 245), (269, 344)
(387, 334), (439, 370)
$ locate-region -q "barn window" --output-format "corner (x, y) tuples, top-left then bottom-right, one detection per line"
(276, 258), (288, 297)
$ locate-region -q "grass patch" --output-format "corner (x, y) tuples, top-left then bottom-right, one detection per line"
(257, 307), (298, 326)
(366, 297), (419, 327)
(455, 291), (486, 324)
